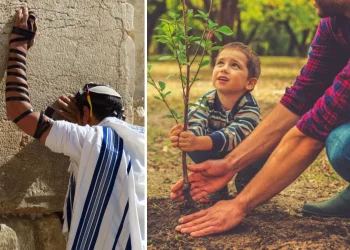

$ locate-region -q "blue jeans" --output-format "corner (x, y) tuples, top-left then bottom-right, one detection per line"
(326, 123), (350, 182)
(187, 151), (228, 164)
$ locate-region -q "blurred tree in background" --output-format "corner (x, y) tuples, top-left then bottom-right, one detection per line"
(148, 0), (319, 58)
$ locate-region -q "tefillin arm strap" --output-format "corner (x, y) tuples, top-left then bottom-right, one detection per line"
(6, 29), (32, 122)
(6, 15), (52, 139)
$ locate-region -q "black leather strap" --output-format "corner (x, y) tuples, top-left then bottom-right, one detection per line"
(33, 112), (52, 139)
(6, 97), (30, 103)
(5, 88), (29, 97)
(8, 57), (26, 65)
(6, 82), (28, 89)
(6, 72), (27, 81)
(11, 27), (35, 38)
(13, 109), (33, 123)
(7, 65), (26, 71)
(9, 48), (26, 57)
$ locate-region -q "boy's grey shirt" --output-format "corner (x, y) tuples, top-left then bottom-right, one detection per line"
(188, 89), (261, 152)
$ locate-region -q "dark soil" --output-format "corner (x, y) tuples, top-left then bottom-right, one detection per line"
(148, 198), (350, 249)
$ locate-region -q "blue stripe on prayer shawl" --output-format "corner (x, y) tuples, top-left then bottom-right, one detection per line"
(85, 127), (123, 249)
(72, 127), (124, 250)
(67, 174), (76, 231)
(125, 235), (131, 250)
(127, 160), (131, 174)
(112, 201), (129, 250)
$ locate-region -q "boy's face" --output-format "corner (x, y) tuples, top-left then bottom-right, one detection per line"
(212, 48), (256, 94)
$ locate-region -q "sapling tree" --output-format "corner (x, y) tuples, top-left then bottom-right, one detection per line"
(148, 0), (233, 203)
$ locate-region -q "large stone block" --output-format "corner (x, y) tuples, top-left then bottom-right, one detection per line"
(0, 214), (66, 250)
(0, 0), (137, 213)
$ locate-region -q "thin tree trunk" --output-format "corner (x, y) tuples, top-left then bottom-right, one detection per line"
(210, 0), (238, 66)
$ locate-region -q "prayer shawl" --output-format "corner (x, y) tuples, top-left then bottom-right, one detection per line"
(50, 118), (145, 250)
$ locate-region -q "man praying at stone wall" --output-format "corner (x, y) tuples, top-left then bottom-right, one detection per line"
(4, 7), (145, 250)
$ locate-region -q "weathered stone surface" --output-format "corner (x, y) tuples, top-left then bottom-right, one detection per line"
(128, 0), (144, 100)
(0, 0), (137, 213)
(33, 214), (66, 250)
(0, 214), (66, 250)
(0, 224), (20, 250)
(127, 0), (144, 126)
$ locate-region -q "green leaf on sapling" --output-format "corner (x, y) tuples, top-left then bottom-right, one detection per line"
(214, 31), (223, 41)
(169, 11), (180, 19)
(163, 91), (172, 98)
(170, 109), (178, 117)
(208, 19), (217, 29)
(216, 26), (234, 36)
(199, 60), (210, 67)
(167, 74), (176, 79)
(194, 40), (205, 48)
(178, 53), (186, 64)
(158, 19), (172, 24)
(158, 81), (166, 91)
(197, 10), (209, 19)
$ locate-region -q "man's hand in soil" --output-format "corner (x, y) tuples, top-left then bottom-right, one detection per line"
(175, 199), (246, 237)
(170, 159), (235, 201)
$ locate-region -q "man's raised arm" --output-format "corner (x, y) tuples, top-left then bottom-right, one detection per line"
(5, 7), (52, 144)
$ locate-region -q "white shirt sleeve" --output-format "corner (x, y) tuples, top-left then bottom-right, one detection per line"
(45, 120), (91, 162)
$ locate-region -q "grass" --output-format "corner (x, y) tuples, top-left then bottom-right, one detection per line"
(147, 56), (347, 198)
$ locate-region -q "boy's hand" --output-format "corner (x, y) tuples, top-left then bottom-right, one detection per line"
(178, 131), (198, 152)
(169, 124), (184, 148)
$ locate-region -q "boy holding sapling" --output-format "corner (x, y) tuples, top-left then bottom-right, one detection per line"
(169, 42), (265, 201)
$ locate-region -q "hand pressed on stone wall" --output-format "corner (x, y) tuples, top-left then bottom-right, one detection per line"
(11, 7), (39, 49)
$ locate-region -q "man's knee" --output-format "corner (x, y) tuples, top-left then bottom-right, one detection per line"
(326, 123), (350, 181)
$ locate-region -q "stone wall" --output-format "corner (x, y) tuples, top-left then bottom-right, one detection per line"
(128, 0), (145, 126)
(0, 0), (142, 249)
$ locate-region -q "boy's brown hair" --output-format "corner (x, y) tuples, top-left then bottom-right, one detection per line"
(221, 42), (261, 80)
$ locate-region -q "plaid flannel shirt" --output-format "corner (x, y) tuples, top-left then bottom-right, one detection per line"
(281, 16), (350, 142)
(188, 89), (261, 152)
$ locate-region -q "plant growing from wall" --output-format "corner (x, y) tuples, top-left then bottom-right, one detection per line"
(148, 0), (233, 203)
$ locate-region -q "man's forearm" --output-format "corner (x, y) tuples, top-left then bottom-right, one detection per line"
(225, 103), (300, 172)
(234, 126), (324, 213)
(6, 38), (30, 120)
(5, 8), (52, 143)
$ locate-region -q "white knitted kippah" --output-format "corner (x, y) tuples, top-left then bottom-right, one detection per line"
(89, 85), (121, 98)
